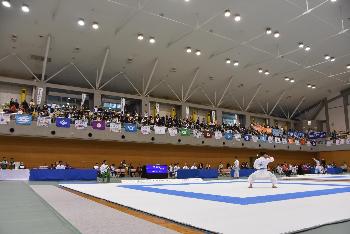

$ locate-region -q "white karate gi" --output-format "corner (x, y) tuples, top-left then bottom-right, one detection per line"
(248, 156), (277, 186)
(313, 158), (323, 174)
(233, 159), (240, 178)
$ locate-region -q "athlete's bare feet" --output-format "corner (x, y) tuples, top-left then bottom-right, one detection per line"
(272, 185), (277, 188)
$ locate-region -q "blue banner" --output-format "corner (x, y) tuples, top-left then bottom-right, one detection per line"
(259, 135), (267, 142)
(56, 117), (70, 128)
(272, 128), (283, 137)
(308, 131), (326, 139)
(124, 123), (137, 132)
(224, 132), (233, 140)
(288, 131), (304, 138)
(243, 134), (251, 141)
(15, 114), (32, 125)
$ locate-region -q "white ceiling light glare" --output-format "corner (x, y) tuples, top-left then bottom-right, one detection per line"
(266, 27), (272, 35)
(226, 58), (231, 64)
(21, 4), (29, 13)
(330, 57), (335, 62)
(324, 54), (330, 60)
(307, 84), (312, 88)
(233, 61), (239, 66)
(184, 0), (190, 2)
(137, 33), (144, 40)
(290, 78), (295, 83)
(1, 0), (11, 7)
(92, 22), (99, 30)
(186, 47), (192, 53)
(330, 0), (337, 2)
(195, 50), (201, 56)
(264, 70), (270, 75)
(258, 68), (263, 73)
(273, 31), (280, 38)
(224, 9), (231, 17)
(149, 37), (156, 44)
(284, 77), (290, 81)
(305, 46), (311, 52)
(311, 85), (316, 89)
(234, 14), (241, 22)
(298, 42), (304, 48)
(77, 18), (85, 26)
(347, 64), (350, 69)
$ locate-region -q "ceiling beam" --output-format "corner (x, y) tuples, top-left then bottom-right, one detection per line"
(0, 54), (11, 64)
(99, 72), (123, 90)
(217, 76), (233, 107)
(165, 82), (182, 102)
(290, 96), (306, 119)
(96, 48), (110, 89)
(145, 79), (165, 96)
(45, 62), (72, 83)
(269, 90), (286, 115)
(14, 54), (40, 81)
(184, 86), (201, 102)
(123, 73), (142, 96)
(71, 63), (95, 89)
(143, 58), (158, 95)
(184, 67), (200, 101)
(41, 35), (51, 81)
(245, 84), (262, 111)
(200, 87), (215, 107)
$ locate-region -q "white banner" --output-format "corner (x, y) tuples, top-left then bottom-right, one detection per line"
(295, 140), (300, 145)
(36, 87), (43, 105)
(120, 98), (125, 114)
(274, 137), (281, 144)
(211, 110), (216, 123)
(154, 126), (166, 135)
(185, 106), (189, 119)
(339, 139), (345, 145)
(346, 138), (350, 145)
(155, 103), (160, 115)
(234, 134), (241, 141)
(110, 123), (122, 133)
(193, 129), (203, 138)
(306, 141), (311, 146)
(75, 120), (88, 130)
(37, 116), (51, 127)
(0, 113), (11, 125)
(282, 138), (288, 144)
(141, 125), (151, 135)
(168, 127), (178, 137)
(214, 131), (223, 140)
(252, 135), (258, 142)
(268, 136), (274, 143)
(326, 140), (332, 146)
(81, 93), (87, 106)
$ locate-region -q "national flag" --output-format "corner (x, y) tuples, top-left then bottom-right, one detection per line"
(180, 128), (190, 136)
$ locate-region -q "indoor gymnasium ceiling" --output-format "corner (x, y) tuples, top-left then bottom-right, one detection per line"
(0, 0), (350, 118)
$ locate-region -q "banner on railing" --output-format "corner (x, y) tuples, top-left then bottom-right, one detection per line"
(193, 129), (202, 138)
(154, 126), (166, 135)
(120, 98), (125, 114)
(234, 133), (241, 141)
(110, 123), (122, 133)
(81, 93), (87, 106)
(243, 134), (251, 141)
(272, 129), (283, 137)
(56, 117), (70, 128)
(0, 113), (11, 125)
(141, 125), (151, 135)
(274, 137), (281, 144)
(168, 127), (178, 137)
(15, 114), (32, 125)
(75, 120), (88, 130)
(37, 116), (51, 127)
(282, 138), (287, 144)
(326, 140), (332, 146)
(346, 138), (350, 145)
(214, 131), (222, 140)
(225, 132), (233, 140)
(36, 87), (43, 105)
(288, 138), (294, 144)
(311, 141), (316, 146)
(203, 130), (212, 138)
(259, 135), (267, 142)
(252, 135), (258, 142)
(308, 131), (326, 139)
(268, 136), (274, 143)
(124, 123), (137, 132)
(295, 140), (300, 145)
(180, 128), (190, 136)
(92, 120), (105, 130)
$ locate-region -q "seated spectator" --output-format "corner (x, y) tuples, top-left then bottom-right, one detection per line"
(183, 163), (189, 170)
(56, 161), (66, 169)
(190, 163), (197, 170)
(18, 162), (25, 169)
(1, 157), (8, 169)
(341, 162), (348, 172)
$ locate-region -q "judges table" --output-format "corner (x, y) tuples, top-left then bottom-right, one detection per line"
(176, 169), (218, 179)
(327, 167), (343, 174)
(29, 169), (97, 181)
(231, 168), (256, 177)
(0, 169), (30, 181)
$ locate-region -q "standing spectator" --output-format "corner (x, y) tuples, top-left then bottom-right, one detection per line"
(1, 157), (8, 169)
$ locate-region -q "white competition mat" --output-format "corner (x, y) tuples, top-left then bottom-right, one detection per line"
(281, 174), (350, 181)
(61, 179), (350, 234)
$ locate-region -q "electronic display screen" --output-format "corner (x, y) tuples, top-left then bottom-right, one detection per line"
(146, 165), (168, 174)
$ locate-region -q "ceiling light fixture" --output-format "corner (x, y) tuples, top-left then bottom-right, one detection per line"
(1, 0), (11, 7)
(77, 18), (85, 26)
(233, 61), (239, 66)
(184, 0), (190, 2)
(224, 9), (231, 17)
(234, 14), (241, 22)
(290, 78), (295, 83)
(258, 68), (263, 73)
(186, 47), (192, 53)
(92, 22), (99, 30)
(347, 64), (350, 69)
(137, 33), (144, 40)
(298, 42), (304, 48)
(226, 58), (231, 64)
(330, 57), (335, 62)
(149, 37), (156, 44)
(284, 77), (290, 81)
(311, 85), (316, 89)
(330, 0), (337, 2)
(266, 28), (272, 35)
(305, 46), (311, 52)
(264, 70), (270, 75)
(273, 31), (280, 38)
(324, 55), (330, 60)
(195, 50), (201, 56)
(21, 4), (29, 13)
(307, 84), (312, 88)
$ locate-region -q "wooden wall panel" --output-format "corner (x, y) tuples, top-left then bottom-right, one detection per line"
(318, 151), (350, 166)
(0, 136), (317, 168)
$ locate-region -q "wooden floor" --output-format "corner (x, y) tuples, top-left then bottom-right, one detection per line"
(61, 186), (203, 234)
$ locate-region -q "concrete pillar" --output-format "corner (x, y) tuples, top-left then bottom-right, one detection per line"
(245, 114), (251, 129)
(324, 98), (330, 132)
(216, 109), (222, 125)
(93, 89), (102, 107)
(269, 118), (275, 127)
(141, 97), (150, 115)
(343, 94), (349, 131)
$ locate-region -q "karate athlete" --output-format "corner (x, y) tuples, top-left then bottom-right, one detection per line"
(233, 156), (240, 179)
(312, 158), (323, 174)
(248, 152), (277, 188)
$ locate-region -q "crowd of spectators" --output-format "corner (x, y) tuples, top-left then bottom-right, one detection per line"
(1, 157), (25, 169)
